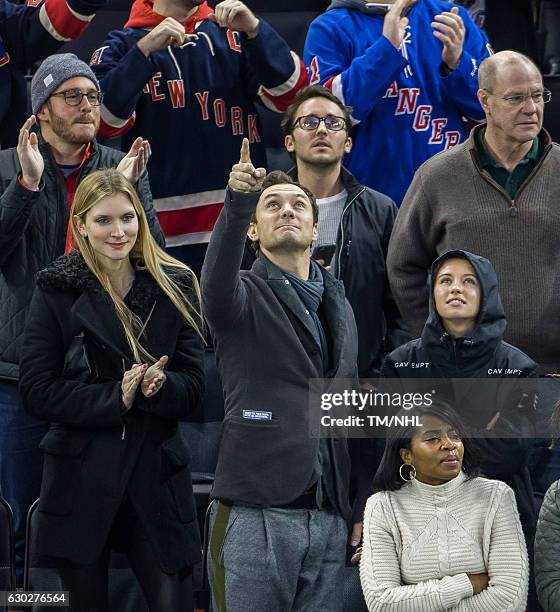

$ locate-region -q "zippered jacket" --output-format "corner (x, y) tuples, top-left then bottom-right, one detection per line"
(0, 135), (164, 381)
(304, 0), (492, 204)
(91, 0), (307, 249)
(288, 166), (410, 378)
(0, 0), (107, 147)
(387, 125), (560, 374)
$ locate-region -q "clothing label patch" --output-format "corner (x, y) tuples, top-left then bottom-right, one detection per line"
(242, 410), (272, 421)
(44, 74), (54, 87)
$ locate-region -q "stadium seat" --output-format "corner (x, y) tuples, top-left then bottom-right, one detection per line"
(538, 0), (560, 74)
(24, 499), (149, 612)
(0, 496), (15, 611)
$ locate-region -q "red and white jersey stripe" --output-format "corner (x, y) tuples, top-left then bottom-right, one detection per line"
(154, 189), (226, 247)
(39, 0), (94, 42)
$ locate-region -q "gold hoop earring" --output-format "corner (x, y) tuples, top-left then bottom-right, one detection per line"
(399, 463), (416, 482)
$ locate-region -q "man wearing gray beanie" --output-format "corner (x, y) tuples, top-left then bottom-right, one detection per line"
(0, 52), (164, 582)
(0, 0), (109, 149)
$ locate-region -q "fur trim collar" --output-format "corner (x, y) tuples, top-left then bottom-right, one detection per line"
(37, 251), (162, 318)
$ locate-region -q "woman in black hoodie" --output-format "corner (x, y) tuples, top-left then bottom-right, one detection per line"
(381, 249), (540, 609)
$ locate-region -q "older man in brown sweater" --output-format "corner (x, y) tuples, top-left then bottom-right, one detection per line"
(387, 50), (560, 375)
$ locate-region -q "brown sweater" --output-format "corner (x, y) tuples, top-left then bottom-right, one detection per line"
(387, 125), (560, 374)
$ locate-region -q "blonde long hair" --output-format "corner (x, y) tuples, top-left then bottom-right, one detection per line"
(70, 169), (204, 363)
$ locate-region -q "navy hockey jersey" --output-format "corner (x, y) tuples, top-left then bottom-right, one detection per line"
(92, 0), (307, 252)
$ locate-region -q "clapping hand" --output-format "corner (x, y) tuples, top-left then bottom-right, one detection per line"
(228, 138), (266, 193)
(117, 137), (152, 184)
(17, 115), (44, 191)
(432, 6), (465, 71)
(141, 355), (168, 397)
(121, 363), (148, 411)
(382, 0), (417, 49)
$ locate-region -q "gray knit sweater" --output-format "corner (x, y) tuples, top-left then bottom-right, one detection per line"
(387, 125), (560, 373)
(360, 472), (528, 611)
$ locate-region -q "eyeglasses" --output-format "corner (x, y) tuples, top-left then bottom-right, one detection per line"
(50, 89), (104, 107)
(483, 88), (551, 107)
(293, 114), (347, 132)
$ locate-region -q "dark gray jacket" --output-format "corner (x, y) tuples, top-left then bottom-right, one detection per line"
(291, 166), (409, 378)
(535, 479), (560, 611)
(0, 135), (164, 381)
(201, 188), (362, 519)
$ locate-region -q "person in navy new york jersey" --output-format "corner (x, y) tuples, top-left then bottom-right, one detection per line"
(91, 0), (307, 275)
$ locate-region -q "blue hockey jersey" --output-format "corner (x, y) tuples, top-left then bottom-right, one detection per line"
(304, 0), (492, 204)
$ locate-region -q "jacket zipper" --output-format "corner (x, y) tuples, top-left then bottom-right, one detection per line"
(469, 141), (552, 216)
(121, 357), (126, 441)
(337, 187), (366, 278)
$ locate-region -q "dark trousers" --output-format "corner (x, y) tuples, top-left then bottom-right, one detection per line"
(36, 497), (193, 612)
(0, 381), (48, 583)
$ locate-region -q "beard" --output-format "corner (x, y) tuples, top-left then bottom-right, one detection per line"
(48, 111), (99, 145)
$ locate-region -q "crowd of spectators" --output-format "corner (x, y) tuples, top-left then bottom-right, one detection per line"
(1, 0), (559, 611)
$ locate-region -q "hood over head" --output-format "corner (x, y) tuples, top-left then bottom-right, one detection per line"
(421, 250), (507, 372)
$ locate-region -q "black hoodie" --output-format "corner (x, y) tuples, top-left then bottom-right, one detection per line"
(382, 250), (536, 378)
(381, 250), (538, 548)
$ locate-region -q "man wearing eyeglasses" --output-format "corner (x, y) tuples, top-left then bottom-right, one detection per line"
(0, 0), (110, 150)
(280, 86), (409, 386)
(0, 53), (163, 583)
(388, 49), (559, 377)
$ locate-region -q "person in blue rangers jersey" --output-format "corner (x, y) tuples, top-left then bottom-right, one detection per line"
(304, 0), (493, 205)
(0, 0), (107, 149)
(91, 0), (307, 275)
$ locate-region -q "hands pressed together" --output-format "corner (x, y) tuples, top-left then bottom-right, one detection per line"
(382, 0), (465, 71)
(121, 355), (169, 411)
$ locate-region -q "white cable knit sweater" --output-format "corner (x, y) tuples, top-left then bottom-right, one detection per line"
(360, 472), (528, 611)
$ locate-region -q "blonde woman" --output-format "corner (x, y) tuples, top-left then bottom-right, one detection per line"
(19, 169), (204, 611)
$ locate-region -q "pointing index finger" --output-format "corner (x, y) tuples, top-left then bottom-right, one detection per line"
(239, 137), (251, 164)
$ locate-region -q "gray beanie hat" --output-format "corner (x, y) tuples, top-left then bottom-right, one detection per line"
(31, 53), (100, 114)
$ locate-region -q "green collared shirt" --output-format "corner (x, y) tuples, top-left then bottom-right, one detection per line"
(476, 127), (540, 199)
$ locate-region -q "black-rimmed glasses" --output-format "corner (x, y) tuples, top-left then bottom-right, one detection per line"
(50, 89), (104, 107)
(293, 114), (347, 131)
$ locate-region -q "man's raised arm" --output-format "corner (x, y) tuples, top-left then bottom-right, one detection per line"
(201, 138), (265, 328)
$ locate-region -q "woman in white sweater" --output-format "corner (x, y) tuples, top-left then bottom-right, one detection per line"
(360, 402), (528, 611)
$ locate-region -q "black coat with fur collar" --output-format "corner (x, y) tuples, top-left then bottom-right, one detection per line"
(18, 251), (204, 571)
(0, 135), (165, 381)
